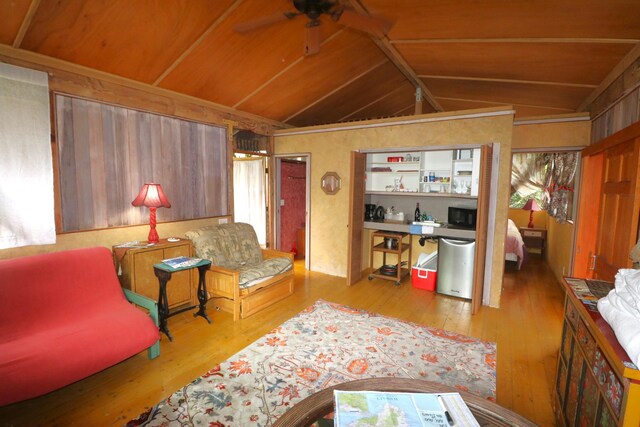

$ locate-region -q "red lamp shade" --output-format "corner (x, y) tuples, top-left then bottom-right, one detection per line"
(132, 183), (171, 243)
(522, 198), (541, 228)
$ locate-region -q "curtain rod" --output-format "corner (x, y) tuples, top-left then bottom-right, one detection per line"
(512, 146), (584, 153)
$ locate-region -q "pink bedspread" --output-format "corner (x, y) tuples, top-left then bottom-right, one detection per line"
(506, 219), (525, 268)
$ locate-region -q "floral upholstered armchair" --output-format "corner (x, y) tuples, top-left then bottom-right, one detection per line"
(185, 222), (294, 321)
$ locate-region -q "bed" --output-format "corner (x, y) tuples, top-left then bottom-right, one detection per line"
(505, 219), (526, 269)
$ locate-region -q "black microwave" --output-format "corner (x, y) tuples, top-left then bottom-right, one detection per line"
(448, 207), (477, 229)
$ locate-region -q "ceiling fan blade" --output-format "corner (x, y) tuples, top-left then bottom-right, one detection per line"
(234, 11), (298, 33)
(336, 8), (391, 37)
(304, 24), (321, 56)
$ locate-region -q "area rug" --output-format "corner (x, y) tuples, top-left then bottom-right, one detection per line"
(126, 299), (496, 426)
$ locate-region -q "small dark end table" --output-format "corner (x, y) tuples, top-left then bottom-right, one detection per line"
(153, 259), (212, 341)
(519, 227), (546, 255)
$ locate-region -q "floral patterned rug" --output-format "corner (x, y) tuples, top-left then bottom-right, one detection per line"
(126, 299), (496, 426)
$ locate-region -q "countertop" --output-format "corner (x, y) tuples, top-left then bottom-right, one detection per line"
(363, 221), (476, 240)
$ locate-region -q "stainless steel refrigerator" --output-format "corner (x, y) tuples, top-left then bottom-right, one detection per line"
(436, 238), (475, 299)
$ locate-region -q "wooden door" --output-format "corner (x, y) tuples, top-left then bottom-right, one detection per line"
(594, 138), (640, 280)
(347, 151), (366, 286)
(472, 145), (492, 314)
(572, 152), (604, 278)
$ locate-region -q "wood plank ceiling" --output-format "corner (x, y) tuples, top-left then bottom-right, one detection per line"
(2, 0), (640, 128)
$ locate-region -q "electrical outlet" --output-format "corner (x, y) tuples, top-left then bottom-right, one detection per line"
(219, 218), (228, 224)
(280, 199), (285, 206)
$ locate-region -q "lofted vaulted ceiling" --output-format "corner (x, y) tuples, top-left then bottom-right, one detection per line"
(2, 0), (640, 128)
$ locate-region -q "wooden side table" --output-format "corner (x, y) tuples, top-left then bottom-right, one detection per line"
(113, 239), (195, 309)
(520, 227), (546, 255)
(153, 259), (212, 341)
(368, 230), (412, 286)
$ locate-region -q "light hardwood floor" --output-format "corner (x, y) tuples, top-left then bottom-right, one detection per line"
(0, 255), (564, 426)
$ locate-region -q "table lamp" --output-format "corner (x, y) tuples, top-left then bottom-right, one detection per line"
(522, 198), (541, 228)
(132, 183), (171, 244)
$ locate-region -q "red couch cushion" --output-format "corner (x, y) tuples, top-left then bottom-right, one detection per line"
(0, 247), (159, 405)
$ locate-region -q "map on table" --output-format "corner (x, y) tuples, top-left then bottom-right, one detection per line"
(333, 390), (479, 427)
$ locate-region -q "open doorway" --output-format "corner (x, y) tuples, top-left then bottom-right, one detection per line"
(275, 154), (310, 270)
(505, 149), (581, 282)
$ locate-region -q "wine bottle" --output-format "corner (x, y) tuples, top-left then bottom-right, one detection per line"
(414, 203), (421, 221)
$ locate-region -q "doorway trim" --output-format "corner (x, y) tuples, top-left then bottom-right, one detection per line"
(274, 153), (311, 270)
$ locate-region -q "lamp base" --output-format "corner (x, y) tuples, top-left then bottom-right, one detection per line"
(147, 229), (159, 244)
(147, 207), (160, 244)
(528, 210), (534, 228)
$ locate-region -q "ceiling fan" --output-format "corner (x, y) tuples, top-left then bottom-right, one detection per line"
(234, 0), (391, 55)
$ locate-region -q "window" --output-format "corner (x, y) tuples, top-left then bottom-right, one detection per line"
(510, 151), (579, 223)
(233, 155), (267, 245)
(0, 64), (56, 248)
(510, 153), (548, 209)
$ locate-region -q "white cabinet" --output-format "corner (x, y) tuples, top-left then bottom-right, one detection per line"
(366, 148), (480, 197)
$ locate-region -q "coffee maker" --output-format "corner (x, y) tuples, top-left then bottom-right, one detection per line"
(365, 204), (376, 221)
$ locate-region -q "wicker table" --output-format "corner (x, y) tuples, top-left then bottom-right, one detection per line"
(272, 378), (536, 427)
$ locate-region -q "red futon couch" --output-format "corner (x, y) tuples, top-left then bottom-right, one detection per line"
(0, 247), (160, 406)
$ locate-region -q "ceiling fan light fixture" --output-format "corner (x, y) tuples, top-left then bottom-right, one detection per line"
(304, 24), (321, 56)
(234, 0), (391, 55)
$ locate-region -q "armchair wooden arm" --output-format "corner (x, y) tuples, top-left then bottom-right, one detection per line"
(262, 249), (294, 262)
(123, 288), (160, 359)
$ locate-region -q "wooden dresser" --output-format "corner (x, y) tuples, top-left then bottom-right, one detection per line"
(114, 239), (195, 310)
(554, 278), (640, 426)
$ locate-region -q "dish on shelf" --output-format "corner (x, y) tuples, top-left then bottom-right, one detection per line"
(379, 264), (398, 275)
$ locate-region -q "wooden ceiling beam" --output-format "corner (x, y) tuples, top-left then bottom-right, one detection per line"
(392, 38), (640, 45)
(339, 85), (407, 122)
(0, 44), (288, 129)
(12, 0), (41, 48)
(152, 0), (243, 86)
(418, 74), (597, 89)
(348, 0), (442, 112)
(579, 42), (640, 112)
(284, 59), (388, 123)
(435, 95), (575, 112)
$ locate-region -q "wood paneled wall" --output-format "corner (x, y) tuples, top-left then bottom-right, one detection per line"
(56, 95), (229, 231)
(590, 56), (640, 142)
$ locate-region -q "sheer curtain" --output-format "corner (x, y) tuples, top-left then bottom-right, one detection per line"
(0, 63), (56, 249)
(510, 153), (547, 206)
(233, 158), (266, 245)
(511, 151), (578, 223)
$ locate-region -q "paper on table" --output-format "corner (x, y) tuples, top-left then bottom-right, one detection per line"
(333, 390), (479, 427)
